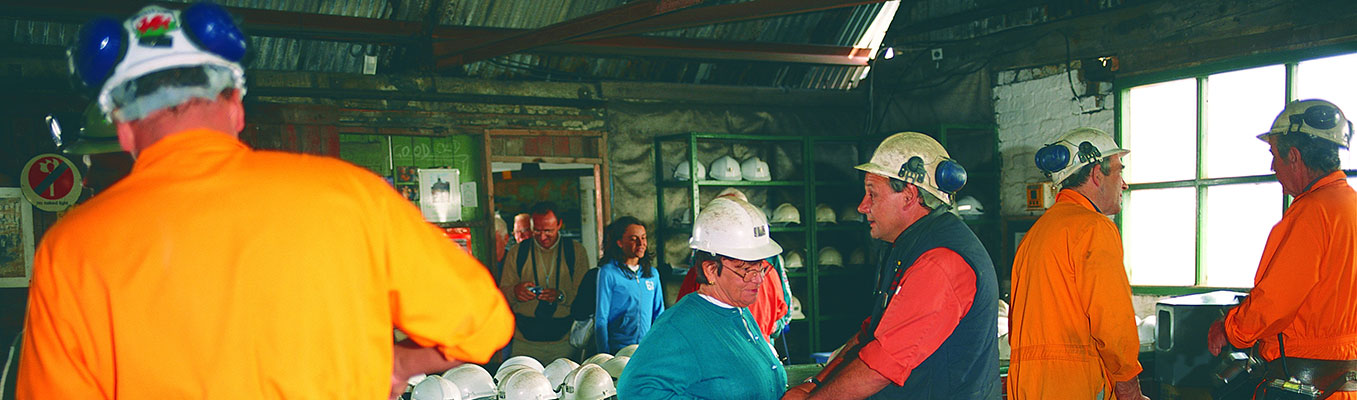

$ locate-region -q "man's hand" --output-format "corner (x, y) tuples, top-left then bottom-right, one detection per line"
(1113, 377), (1150, 400)
(1207, 319), (1228, 356)
(781, 382), (814, 400)
(537, 288), (561, 302)
(514, 282), (537, 302)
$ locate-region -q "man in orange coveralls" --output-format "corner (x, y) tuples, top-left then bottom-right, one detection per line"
(1009, 127), (1149, 400)
(1208, 99), (1357, 398)
(18, 4), (512, 399)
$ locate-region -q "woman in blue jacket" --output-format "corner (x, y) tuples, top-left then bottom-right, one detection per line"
(594, 216), (665, 354)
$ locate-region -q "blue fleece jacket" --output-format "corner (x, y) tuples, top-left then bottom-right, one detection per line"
(594, 259), (665, 353)
(618, 294), (787, 400)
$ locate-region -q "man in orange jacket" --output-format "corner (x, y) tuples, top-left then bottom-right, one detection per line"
(1009, 127), (1149, 400)
(20, 4), (513, 399)
(1208, 99), (1357, 399)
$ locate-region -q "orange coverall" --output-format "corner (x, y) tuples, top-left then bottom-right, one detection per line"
(19, 129), (514, 399)
(1225, 172), (1357, 399)
(1008, 189), (1142, 399)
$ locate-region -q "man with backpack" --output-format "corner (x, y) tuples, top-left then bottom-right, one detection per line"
(500, 202), (593, 362)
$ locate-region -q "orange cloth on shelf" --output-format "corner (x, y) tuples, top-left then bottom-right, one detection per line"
(677, 264), (785, 338)
(18, 129), (513, 399)
(1007, 189), (1142, 399)
(1225, 172), (1357, 373)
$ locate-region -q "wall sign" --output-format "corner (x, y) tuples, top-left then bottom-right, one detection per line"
(21, 154), (83, 212)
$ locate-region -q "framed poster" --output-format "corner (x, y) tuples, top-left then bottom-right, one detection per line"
(418, 168), (462, 223)
(0, 188), (36, 287)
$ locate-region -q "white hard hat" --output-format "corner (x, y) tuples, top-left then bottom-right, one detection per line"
(1259, 99), (1352, 148)
(500, 356), (545, 375)
(789, 295), (806, 320)
(784, 250), (804, 269)
(670, 207), (694, 226)
(600, 356), (630, 379)
(413, 375), (465, 400)
(716, 187), (748, 202)
(442, 364), (498, 400)
(818, 247), (843, 267)
(543, 358), (580, 391)
(770, 203), (801, 224)
(856, 132), (967, 206)
(740, 157), (772, 181)
(501, 370), (559, 400)
(955, 196), (984, 216)
(814, 203), (837, 224)
(1034, 127), (1129, 188)
(690, 197), (783, 261)
(664, 234), (692, 270)
(837, 205), (865, 223)
(71, 4), (248, 121)
(847, 247), (867, 265)
(675, 160), (705, 181)
(615, 344), (640, 358)
(560, 364), (617, 400)
(582, 353), (614, 367)
(497, 365), (534, 389)
(708, 156), (743, 181)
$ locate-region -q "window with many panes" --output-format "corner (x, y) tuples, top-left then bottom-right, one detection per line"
(1119, 49), (1357, 288)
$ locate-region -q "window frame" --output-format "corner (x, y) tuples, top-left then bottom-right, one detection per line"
(1114, 42), (1357, 292)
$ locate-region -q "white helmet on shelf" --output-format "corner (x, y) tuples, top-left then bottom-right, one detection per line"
(674, 160), (705, 181)
(500, 356), (545, 374)
(838, 205), (865, 223)
(848, 247), (868, 265)
(615, 344), (640, 358)
(600, 356), (630, 380)
(1034, 127), (1129, 188)
(442, 364), (498, 400)
(690, 197), (782, 261)
(814, 203), (836, 224)
(716, 187), (748, 202)
(412, 375), (464, 400)
(818, 247), (843, 268)
(496, 365), (535, 388)
(708, 156), (743, 181)
(1259, 99), (1352, 148)
(741, 156), (772, 181)
(543, 358), (580, 391)
(856, 132), (967, 206)
(955, 196), (985, 216)
(582, 353), (614, 367)
(784, 250), (804, 270)
(501, 370), (558, 400)
(770, 203), (800, 224)
(559, 364), (617, 400)
(789, 295), (806, 320)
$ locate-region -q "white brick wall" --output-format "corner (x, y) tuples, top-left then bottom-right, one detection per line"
(994, 65), (1115, 216)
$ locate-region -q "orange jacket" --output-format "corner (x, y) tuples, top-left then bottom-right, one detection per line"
(1225, 172), (1357, 363)
(19, 130), (513, 399)
(1008, 189), (1142, 399)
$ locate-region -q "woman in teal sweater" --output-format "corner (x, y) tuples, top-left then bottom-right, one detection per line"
(618, 197), (787, 399)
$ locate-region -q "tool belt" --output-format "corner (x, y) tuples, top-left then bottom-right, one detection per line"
(1265, 358), (1357, 393)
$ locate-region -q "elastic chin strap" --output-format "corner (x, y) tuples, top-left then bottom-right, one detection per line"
(109, 65), (243, 121)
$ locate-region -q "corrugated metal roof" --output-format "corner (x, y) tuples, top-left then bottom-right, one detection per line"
(3, 0), (895, 89)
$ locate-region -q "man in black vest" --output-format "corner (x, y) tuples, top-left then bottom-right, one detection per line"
(784, 132), (999, 399)
(500, 202), (593, 362)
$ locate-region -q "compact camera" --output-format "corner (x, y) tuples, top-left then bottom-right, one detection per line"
(528, 286), (543, 295)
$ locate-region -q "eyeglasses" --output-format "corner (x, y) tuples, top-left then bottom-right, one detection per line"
(723, 259), (771, 282)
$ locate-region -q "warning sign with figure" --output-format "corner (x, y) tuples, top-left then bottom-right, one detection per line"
(20, 154), (83, 212)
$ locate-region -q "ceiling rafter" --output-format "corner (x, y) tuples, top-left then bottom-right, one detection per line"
(433, 0), (706, 68)
(0, 0), (873, 68)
